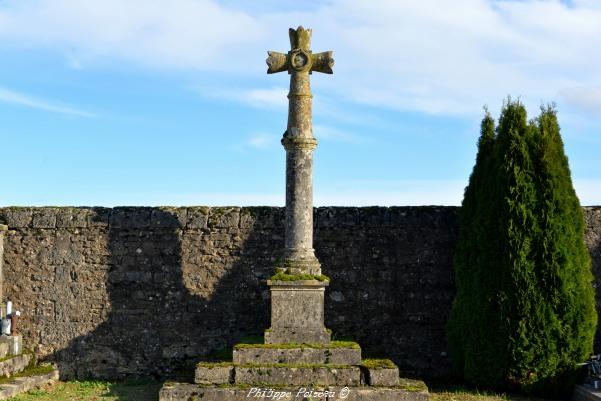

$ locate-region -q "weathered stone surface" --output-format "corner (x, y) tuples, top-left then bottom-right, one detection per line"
(0, 353), (32, 377)
(0, 367), (59, 400)
(266, 280), (330, 345)
(0, 206), (599, 379)
(233, 345), (361, 365)
(364, 366), (400, 386)
(235, 365), (360, 386)
(0, 343), (8, 359)
(159, 383), (429, 401)
(2, 210), (32, 228)
(194, 364), (233, 384)
(0, 336), (23, 357)
(32, 209), (57, 229)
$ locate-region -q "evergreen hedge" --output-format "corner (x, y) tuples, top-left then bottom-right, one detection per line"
(447, 100), (596, 397)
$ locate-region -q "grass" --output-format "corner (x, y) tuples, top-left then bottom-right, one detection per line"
(4, 379), (561, 401)
(428, 383), (557, 401)
(5, 380), (162, 401)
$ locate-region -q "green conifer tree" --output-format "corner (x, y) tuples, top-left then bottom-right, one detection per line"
(447, 100), (596, 396)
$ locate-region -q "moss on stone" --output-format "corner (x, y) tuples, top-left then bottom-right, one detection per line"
(239, 362), (353, 369)
(0, 363), (55, 385)
(234, 340), (360, 350)
(361, 358), (396, 369)
(196, 361), (234, 368)
(269, 271), (330, 282)
(397, 378), (428, 392)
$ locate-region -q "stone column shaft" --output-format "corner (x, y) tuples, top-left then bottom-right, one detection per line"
(282, 71), (320, 275)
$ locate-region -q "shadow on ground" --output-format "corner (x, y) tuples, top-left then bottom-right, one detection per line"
(103, 380), (163, 401)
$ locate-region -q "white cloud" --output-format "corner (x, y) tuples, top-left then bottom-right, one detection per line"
(313, 124), (365, 144)
(0, 86), (96, 117)
(196, 86), (287, 109)
(0, 0), (600, 117)
(247, 133), (277, 149)
(559, 86), (601, 115)
(0, 0), (265, 70)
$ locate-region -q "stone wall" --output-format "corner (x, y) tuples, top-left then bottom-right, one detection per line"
(0, 206), (599, 380)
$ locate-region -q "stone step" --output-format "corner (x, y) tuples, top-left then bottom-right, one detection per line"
(0, 353), (33, 378)
(194, 362), (363, 386)
(233, 343), (361, 365)
(234, 364), (361, 386)
(362, 359), (400, 387)
(160, 383), (430, 401)
(194, 363), (234, 385)
(0, 366), (59, 400)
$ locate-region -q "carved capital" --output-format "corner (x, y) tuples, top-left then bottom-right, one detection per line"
(281, 135), (318, 150)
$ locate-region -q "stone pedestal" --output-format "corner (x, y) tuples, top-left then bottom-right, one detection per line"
(265, 280), (330, 345)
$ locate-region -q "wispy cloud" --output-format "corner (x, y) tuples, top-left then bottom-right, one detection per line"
(196, 86), (287, 110)
(0, 86), (96, 117)
(559, 86), (601, 115)
(247, 133), (277, 149)
(313, 124), (365, 144)
(0, 0), (600, 118)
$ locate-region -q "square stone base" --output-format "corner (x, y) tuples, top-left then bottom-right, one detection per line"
(232, 343), (361, 365)
(267, 280), (330, 345)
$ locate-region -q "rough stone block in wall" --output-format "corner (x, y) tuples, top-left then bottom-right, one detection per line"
(0, 206), (599, 380)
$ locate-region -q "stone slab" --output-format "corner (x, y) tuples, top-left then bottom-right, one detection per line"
(0, 354), (32, 378)
(233, 346), (361, 365)
(364, 366), (400, 386)
(0, 367), (59, 400)
(0, 343), (8, 360)
(573, 384), (601, 401)
(159, 383), (429, 401)
(235, 365), (361, 386)
(194, 364), (234, 385)
(0, 336), (22, 356)
(265, 328), (331, 345)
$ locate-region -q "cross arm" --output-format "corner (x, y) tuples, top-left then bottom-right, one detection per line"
(266, 51), (289, 74)
(311, 51), (334, 74)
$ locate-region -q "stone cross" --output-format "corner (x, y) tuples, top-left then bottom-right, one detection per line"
(266, 26), (334, 276)
(264, 27), (334, 346)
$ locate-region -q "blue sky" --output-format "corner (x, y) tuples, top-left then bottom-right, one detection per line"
(0, 0), (599, 206)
